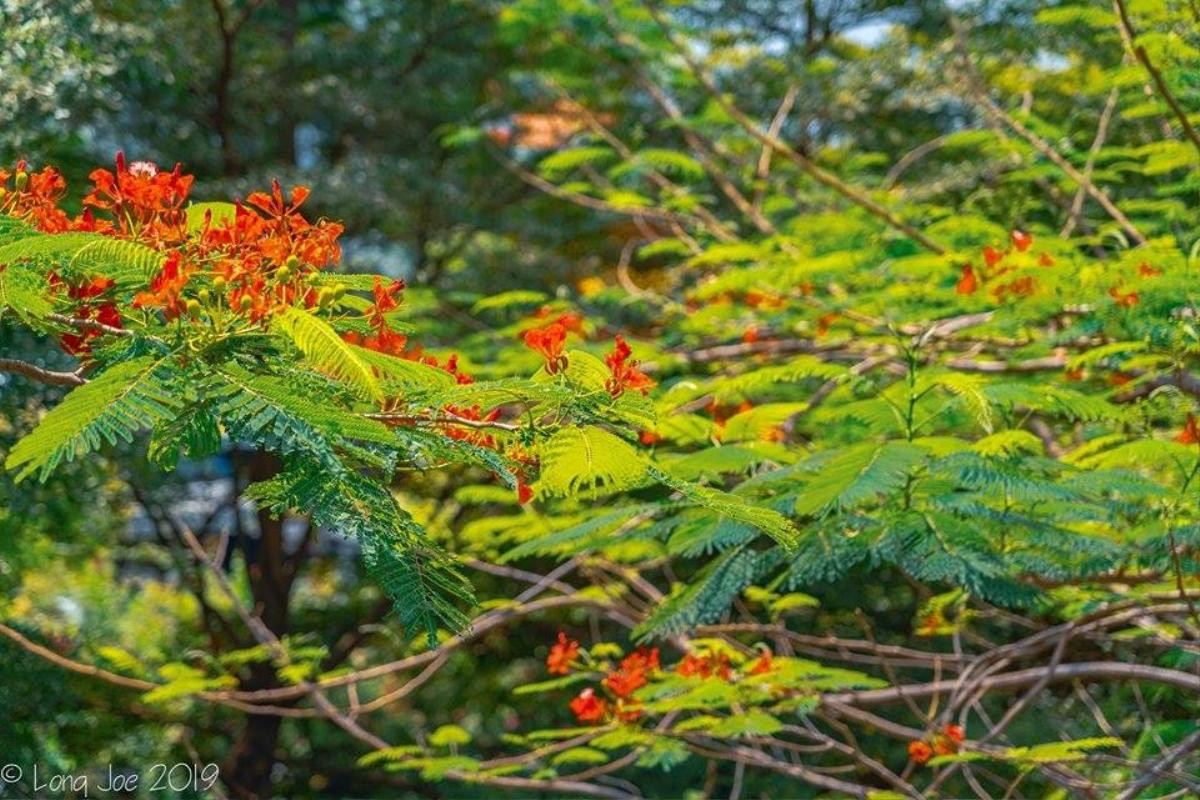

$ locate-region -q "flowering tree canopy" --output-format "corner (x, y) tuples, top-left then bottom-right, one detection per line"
(2, 1), (1200, 798)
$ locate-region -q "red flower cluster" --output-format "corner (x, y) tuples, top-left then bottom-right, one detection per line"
(603, 647), (659, 699)
(48, 274), (123, 355)
(956, 230), (1051, 299)
(1109, 284), (1139, 308)
(343, 277), (409, 355)
(552, 637), (661, 725)
(676, 650), (732, 681)
(0, 161), (75, 233)
(604, 335), (654, 397)
(83, 153), (193, 245)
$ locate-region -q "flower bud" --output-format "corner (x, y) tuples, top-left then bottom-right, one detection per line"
(14, 171), (28, 191)
(317, 287), (336, 308)
(185, 299), (201, 316)
(197, 289), (212, 304)
(285, 254), (300, 271)
(332, 285), (347, 300)
(276, 266), (292, 282)
(212, 276), (227, 292)
(238, 295), (253, 312)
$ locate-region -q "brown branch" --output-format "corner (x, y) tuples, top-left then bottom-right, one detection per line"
(752, 86), (799, 213)
(951, 23), (1147, 246)
(0, 358), (84, 387)
(1112, 0), (1200, 160)
(639, 1), (946, 254)
(823, 661), (1200, 708)
(1062, 87), (1120, 238)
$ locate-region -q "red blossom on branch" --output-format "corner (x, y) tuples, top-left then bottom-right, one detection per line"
(523, 321), (568, 374)
(547, 632), (580, 675)
(604, 335), (653, 397)
(569, 688), (608, 724)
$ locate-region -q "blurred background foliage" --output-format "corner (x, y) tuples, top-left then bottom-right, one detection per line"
(3, 0), (1200, 797)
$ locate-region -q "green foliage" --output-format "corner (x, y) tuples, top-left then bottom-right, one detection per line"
(6, 356), (183, 482)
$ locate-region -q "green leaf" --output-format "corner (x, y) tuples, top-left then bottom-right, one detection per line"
(536, 426), (648, 498)
(6, 356), (184, 482)
(272, 306), (384, 401)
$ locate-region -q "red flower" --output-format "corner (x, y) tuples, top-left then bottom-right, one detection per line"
(1177, 414), (1200, 445)
(517, 480), (535, 505)
(639, 430), (661, 446)
(955, 265), (978, 295)
(1011, 229), (1033, 252)
(368, 277), (405, 328)
(908, 741), (933, 764)
(604, 335), (654, 397)
(603, 647), (659, 698)
(983, 245), (1003, 268)
(523, 322), (568, 374)
(556, 312), (584, 333)
(133, 252), (192, 318)
(245, 179), (310, 219)
(1138, 262), (1162, 277)
(1039, 252), (1055, 267)
(546, 632), (580, 675)
(569, 688), (608, 724)
(816, 312), (838, 337)
(943, 724), (965, 743)
(748, 651), (773, 675)
(1109, 285), (1139, 307)
(742, 326), (759, 344)
(53, 274), (122, 355)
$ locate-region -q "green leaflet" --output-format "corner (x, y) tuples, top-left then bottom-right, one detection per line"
(0, 259), (52, 319)
(246, 460), (472, 644)
(536, 425), (648, 497)
(0, 231), (163, 287)
(653, 466), (799, 550)
(635, 546), (784, 638)
(272, 306), (384, 402)
(790, 440), (927, 517)
(6, 356), (184, 482)
(207, 364), (395, 454)
(185, 201), (237, 233)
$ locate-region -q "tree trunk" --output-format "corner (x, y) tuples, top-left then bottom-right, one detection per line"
(223, 450), (292, 799)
